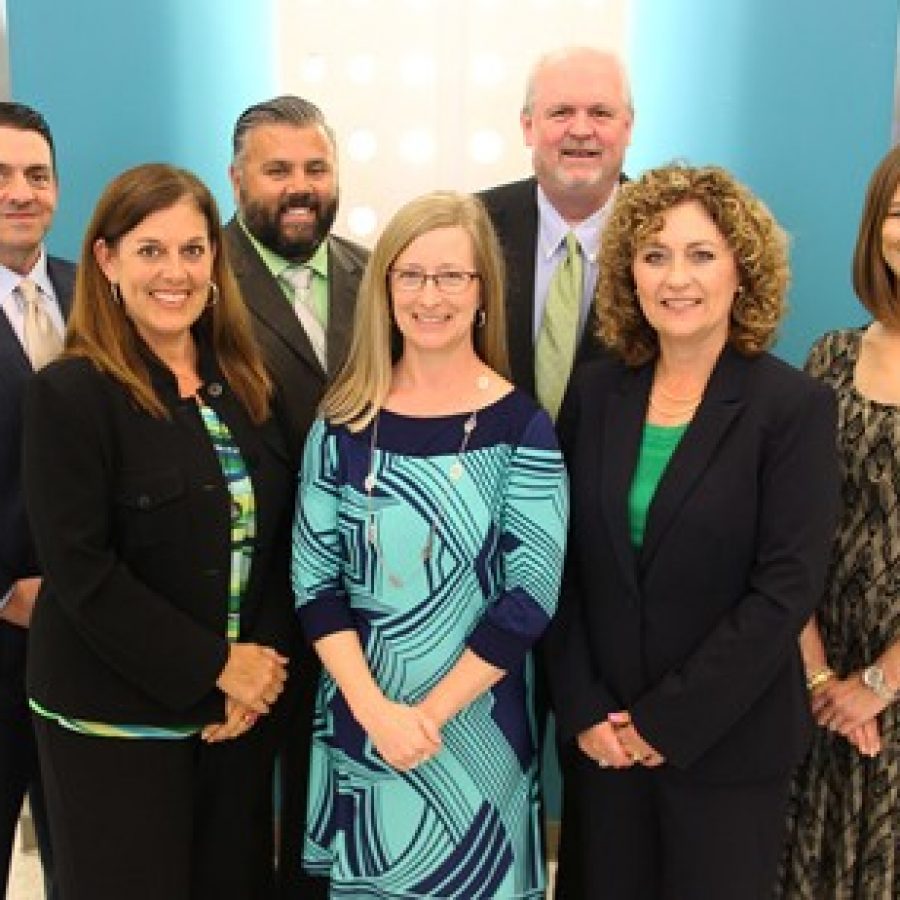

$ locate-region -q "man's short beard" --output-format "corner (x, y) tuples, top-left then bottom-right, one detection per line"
(240, 189), (339, 262)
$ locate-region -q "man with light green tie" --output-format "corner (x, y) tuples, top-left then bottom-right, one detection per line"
(479, 46), (634, 418)
(225, 94), (368, 900)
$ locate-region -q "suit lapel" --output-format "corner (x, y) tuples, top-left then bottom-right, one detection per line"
(497, 179), (539, 393)
(639, 347), (746, 568)
(326, 237), (364, 377)
(600, 363), (650, 600)
(226, 219), (326, 378)
(0, 309), (29, 371)
(47, 256), (76, 317)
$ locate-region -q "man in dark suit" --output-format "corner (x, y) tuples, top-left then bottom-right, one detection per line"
(0, 101), (73, 900)
(478, 47), (633, 403)
(225, 95), (368, 900)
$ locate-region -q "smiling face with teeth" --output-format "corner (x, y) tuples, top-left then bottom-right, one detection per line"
(230, 122), (338, 262)
(633, 200), (740, 356)
(389, 226), (481, 362)
(94, 196), (214, 356)
(522, 49), (632, 223)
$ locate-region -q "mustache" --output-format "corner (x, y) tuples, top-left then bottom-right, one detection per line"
(279, 191), (321, 215)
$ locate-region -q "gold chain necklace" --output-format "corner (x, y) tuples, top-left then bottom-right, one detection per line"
(653, 383), (702, 405)
(647, 396), (699, 422)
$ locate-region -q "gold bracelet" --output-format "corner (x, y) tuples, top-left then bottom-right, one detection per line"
(806, 666), (834, 692)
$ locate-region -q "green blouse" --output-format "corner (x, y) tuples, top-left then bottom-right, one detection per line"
(628, 422), (688, 547)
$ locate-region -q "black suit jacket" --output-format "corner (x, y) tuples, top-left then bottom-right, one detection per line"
(477, 176), (616, 396)
(546, 347), (840, 783)
(0, 256), (74, 716)
(224, 218), (368, 461)
(22, 333), (295, 724)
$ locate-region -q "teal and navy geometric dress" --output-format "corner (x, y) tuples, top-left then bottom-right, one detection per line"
(291, 389), (568, 899)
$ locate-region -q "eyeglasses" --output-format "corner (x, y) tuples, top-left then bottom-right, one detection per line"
(389, 269), (480, 295)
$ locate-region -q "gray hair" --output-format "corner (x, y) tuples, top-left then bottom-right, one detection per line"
(522, 47), (633, 116)
(232, 95), (336, 162)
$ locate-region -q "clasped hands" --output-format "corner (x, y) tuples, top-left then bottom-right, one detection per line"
(810, 671), (885, 757)
(577, 711), (665, 769)
(359, 698), (442, 771)
(206, 642), (288, 743)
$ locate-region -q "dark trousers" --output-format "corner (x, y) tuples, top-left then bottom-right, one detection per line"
(1, 625), (56, 900)
(33, 713), (278, 900)
(555, 751), (792, 900)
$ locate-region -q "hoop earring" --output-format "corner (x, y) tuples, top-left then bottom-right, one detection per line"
(109, 282), (123, 305)
(475, 308), (486, 328)
(207, 282), (220, 307)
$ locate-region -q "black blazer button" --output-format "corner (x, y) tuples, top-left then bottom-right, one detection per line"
(137, 494), (151, 509)
(208, 382), (223, 397)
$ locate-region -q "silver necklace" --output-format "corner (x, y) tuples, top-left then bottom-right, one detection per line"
(364, 385), (486, 588)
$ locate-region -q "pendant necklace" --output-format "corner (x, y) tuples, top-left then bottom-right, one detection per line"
(364, 374), (489, 588)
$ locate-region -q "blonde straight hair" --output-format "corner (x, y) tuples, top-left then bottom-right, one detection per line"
(323, 191), (510, 431)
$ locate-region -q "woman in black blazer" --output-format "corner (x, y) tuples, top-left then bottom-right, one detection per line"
(546, 164), (840, 900)
(22, 164), (291, 900)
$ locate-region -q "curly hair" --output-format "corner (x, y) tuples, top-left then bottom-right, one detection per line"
(597, 163), (790, 365)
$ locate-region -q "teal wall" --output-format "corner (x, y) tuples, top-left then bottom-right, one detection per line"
(628, 0), (898, 363)
(7, 0), (276, 261)
(10, 1), (897, 363)
(8, 0), (899, 818)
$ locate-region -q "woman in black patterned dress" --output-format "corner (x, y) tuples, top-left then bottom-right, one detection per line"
(778, 147), (900, 899)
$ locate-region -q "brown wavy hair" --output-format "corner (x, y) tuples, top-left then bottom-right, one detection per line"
(597, 163), (790, 365)
(67, 163), (271, 421)
(852, 145), (900, 324)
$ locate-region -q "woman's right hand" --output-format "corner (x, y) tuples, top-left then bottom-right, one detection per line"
(201, 697), (260, 743)
(577, 719), (633, 769)
(360, 699), (442, 771)
(216, 642), (288, 714)
(845, 718), (881, 757)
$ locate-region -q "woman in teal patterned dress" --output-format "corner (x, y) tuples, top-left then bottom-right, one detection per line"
(777, 148), (900, 898)
(291, 191), (568, 899)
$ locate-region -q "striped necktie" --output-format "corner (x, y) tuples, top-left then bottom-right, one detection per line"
(535, 232), (582, 419)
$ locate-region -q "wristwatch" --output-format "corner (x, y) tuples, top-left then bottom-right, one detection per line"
(862, 665), (897, 702)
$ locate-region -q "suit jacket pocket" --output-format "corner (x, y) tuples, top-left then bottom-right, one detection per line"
(114, 468), (187, 549)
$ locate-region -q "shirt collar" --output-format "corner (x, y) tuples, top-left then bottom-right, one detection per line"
(536, 183), (619, 265)
(0, 247), (53, 308)
(237, 216), (329, 280)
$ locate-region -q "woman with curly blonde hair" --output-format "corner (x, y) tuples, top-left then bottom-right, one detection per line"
(546, 163), (840, 899)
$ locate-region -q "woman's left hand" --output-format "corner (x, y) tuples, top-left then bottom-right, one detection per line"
(201, 698), (260, 743)
(608, 711), (666, 768)
(811, 672), (887, 735)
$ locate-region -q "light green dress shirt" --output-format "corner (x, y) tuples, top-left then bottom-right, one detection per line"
(238, 218), (329, 329)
